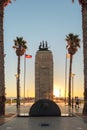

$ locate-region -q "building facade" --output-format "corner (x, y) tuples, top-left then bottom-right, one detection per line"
(35, 41), (53, 101)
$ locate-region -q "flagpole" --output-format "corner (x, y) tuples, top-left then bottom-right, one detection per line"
(24, 54), (32, 105)
(24, 54), (26, 105)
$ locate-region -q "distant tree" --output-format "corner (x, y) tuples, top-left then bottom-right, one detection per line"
(66, 33), (80, 106)
(72, 0), (87, 116)
(0, 0), (16, 116)
(13, 37), (27, 109)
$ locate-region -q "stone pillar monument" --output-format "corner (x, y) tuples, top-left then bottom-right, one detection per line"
(35, 41), (53, 101)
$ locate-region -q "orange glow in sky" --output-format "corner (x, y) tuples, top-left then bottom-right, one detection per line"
(53, 86), (61, 97)
(54, 88), (59, 97)
(4, 0), (83, 98)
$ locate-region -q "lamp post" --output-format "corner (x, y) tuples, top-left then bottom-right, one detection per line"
(71, 73), (75, 109)
(65, 53), (67, 104)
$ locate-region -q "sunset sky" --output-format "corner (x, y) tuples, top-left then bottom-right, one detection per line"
(4, 0), (83, 98)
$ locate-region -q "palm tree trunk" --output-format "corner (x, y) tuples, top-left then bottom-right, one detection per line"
(82, 3), (87, 115)
(68, 54), (73, 106)
(0, 4), (5, 116)
(17, 56), (20, 110)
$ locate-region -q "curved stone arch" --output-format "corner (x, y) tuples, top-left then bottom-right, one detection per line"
(29, 99), (61, 117)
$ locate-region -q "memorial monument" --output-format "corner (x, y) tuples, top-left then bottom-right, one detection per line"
(35, 41), (53, 101)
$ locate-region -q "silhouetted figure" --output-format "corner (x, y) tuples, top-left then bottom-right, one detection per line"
(42, 41), (44, 48)
(75, 97), (80, 108)
(39, 41), (48, 51)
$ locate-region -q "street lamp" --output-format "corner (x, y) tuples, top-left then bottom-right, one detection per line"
(65, 53), (67, 104)
(71, 73), (75, 109)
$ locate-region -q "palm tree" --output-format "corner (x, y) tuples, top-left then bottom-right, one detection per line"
(0, 0), (16, 116)
(72, 0), (87, 116)
(13, 37), (27, 113)
(66, 33), (80, 106)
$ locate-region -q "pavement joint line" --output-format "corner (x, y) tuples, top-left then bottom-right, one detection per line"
(73, 112), (87, 123)
(0, 113), (17, 126)
(73, 113), (83, 120)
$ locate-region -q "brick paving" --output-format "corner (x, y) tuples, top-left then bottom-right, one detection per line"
(0, 116), (87, 130)
(0, 102), (87, 130)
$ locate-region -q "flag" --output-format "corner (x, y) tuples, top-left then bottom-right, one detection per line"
(25, 54), (32, 58)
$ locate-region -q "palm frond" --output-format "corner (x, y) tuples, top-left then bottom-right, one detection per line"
(65, 33), (80, 55)
(13, 37), (28, 49)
